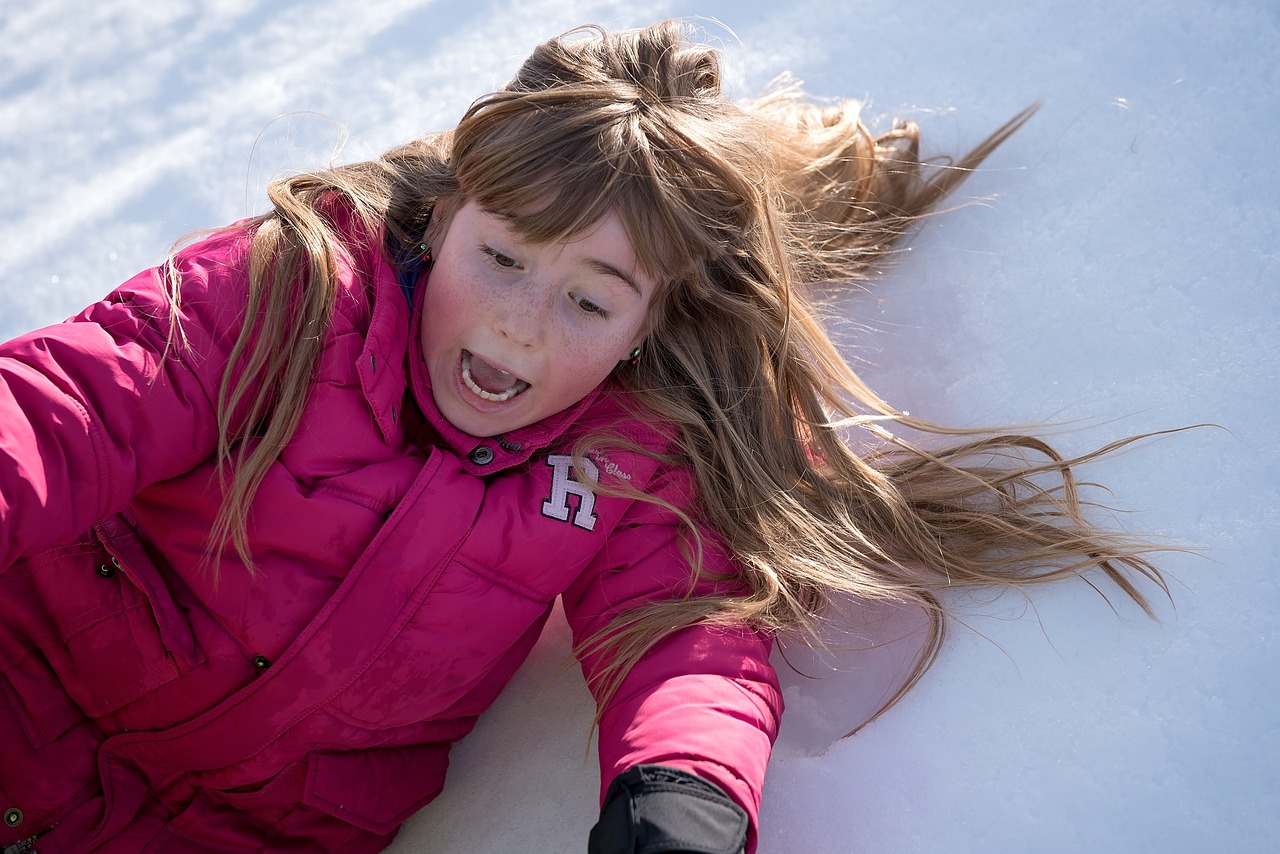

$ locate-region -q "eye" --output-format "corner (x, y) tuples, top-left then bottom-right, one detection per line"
(570, 293), (610, 318)
(479, 244), (520, 269)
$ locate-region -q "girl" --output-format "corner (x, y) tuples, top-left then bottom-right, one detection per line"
(0, 19), (1168, 854)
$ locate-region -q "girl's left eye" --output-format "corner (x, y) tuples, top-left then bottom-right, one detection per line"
(570, 293), (609, 318)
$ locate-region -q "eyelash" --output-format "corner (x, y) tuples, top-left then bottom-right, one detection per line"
(479, 244), (519, 269)
(571, 293), (609, 319)
(479, 244), (611, 319)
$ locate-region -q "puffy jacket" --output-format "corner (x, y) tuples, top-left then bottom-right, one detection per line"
(0, 208), (781, 852)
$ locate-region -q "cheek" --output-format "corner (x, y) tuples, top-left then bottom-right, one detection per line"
(587, 315), (645, 362)
(420, 269), (470, 352)
(561, 336), (613, 375)
(551, 329), (628, 389)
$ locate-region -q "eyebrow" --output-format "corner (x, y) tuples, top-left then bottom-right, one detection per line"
(583, 258), (642, 296)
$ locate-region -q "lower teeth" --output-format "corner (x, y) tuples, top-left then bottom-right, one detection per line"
(463, 356), (525, 402)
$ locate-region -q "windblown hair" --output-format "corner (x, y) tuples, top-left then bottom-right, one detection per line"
(184, 20), (1171, 728)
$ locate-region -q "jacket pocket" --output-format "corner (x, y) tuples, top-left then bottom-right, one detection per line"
(0, 644), (83, 749)
(303, 743), (450, 835)
(15, 517), (203, 718)
(0, 648), (102, 835)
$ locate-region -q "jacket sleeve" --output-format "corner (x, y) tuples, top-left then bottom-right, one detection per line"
(0, 230), (254, 567)
(561, 465), (782, 854)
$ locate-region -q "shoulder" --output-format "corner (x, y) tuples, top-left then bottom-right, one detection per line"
(161, 201), (400, 344)
(109, 222), (255, 317)
(566, 386), (699, 512)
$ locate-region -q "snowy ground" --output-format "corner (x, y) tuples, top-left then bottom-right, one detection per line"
(2, 1), (1276, 851)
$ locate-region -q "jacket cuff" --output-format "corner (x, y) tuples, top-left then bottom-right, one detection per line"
(588, 764), (748, 854)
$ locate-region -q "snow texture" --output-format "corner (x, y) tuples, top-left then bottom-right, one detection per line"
(2, 1), (1276, 851)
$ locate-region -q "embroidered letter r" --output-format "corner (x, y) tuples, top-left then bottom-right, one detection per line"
(542, 454), (600, 531)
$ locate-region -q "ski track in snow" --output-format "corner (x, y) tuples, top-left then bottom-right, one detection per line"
(2, 1), (1277, 851)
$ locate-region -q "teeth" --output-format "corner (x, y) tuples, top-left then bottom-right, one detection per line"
(462, 352), (528, 402)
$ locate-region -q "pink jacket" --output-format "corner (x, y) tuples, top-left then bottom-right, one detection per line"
(0, 208), (781, 852)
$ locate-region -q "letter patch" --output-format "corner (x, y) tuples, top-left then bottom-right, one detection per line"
(542, 454), (599, 531)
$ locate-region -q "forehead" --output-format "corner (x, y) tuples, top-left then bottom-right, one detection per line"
(461, 175), (681, 285)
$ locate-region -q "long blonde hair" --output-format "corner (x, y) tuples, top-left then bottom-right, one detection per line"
(187, 20), (1172, 728)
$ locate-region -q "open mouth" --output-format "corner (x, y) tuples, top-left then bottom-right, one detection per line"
(461, 350), (530, 403)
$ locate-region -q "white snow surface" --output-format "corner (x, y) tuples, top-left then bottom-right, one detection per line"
(2, 1), (1276, 852)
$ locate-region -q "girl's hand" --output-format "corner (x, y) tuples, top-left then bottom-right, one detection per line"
(588, 764), (747, 854)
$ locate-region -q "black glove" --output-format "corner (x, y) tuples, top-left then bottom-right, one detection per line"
(588, 764), (748, 854)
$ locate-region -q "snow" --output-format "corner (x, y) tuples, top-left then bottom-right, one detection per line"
(2, 0), (1276, 851)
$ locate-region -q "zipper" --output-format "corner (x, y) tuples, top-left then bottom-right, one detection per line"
(2, 823), (53, 854)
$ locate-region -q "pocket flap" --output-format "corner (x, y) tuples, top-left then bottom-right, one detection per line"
(93, 514), (201, 668)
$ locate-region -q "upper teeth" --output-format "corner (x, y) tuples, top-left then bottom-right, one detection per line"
(462, 353), (527, 402)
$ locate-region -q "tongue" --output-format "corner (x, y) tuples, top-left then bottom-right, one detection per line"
(469, 354), (518, 394)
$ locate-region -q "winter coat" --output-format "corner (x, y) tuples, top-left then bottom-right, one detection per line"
(0, 206), (781, 852)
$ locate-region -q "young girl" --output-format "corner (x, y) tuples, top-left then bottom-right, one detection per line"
(0, 19), (1168, 854)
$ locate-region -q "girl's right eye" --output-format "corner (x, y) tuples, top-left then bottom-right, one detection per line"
(480, 244), (519, 269)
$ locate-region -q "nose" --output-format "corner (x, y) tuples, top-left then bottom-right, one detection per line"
(493, 282), (548, 348)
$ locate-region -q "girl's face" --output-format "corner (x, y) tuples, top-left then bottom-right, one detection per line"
(420, 200), (657, 438)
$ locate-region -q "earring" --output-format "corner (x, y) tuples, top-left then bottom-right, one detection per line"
(418, 243), (433, 264)
(616, 347), (643, 369)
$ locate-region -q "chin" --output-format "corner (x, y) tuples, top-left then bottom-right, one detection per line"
(439, 399), (525, 439)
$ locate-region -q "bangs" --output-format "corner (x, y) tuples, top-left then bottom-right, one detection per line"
(449, 90), (697, 284)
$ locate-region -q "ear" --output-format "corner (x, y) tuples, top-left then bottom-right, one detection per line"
(425, 193), (462, 249)
(630, 296), (662, 352)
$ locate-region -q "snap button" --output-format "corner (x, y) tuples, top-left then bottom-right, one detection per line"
(3, 807), (22, 827)
(96, 562), (116, 578)
(252, 655), (272, 673)
(468, 445), (495, 465)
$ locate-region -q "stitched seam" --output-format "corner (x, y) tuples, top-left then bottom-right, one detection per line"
(452, 552), (550, 602)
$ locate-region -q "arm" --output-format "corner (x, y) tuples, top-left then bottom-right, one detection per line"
(0, 229), (253, 566)
(562, 473), (782, 854)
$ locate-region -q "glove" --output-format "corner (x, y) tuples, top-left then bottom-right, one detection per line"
(587, 764), (748, 854)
